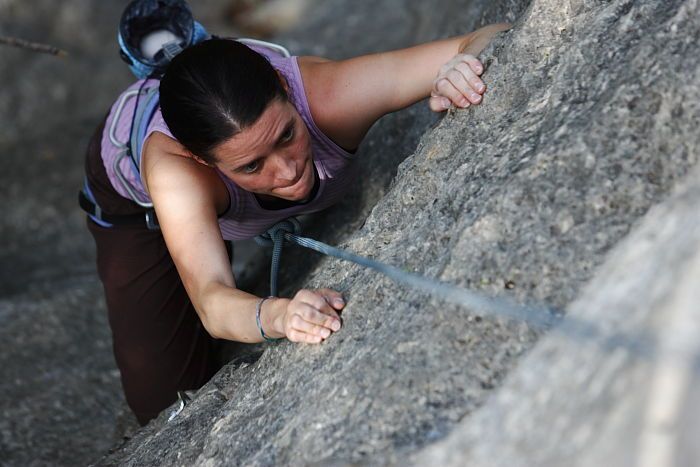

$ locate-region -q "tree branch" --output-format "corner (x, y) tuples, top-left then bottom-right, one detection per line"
(0, 35), (68, 57)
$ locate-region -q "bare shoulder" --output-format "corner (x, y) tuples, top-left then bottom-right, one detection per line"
(296, 56), (365, 151)
(296, 56), (335, 126)
(297, 56), (331, 66)
(141, 131), (229, 217)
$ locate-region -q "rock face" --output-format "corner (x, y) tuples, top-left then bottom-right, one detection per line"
(2, 0), (698, 465)
(411, 160), (700, 467)
(97, 0), (700, 465)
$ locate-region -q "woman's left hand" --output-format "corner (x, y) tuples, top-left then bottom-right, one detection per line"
(429, 53), (486, 112)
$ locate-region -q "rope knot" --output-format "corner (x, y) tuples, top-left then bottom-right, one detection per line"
(254, 218), (302, 247)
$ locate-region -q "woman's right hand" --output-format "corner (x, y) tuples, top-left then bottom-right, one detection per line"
(429, 53), (486, 112)
(429, 23), (512, 112)
(276, 289), (345, 344)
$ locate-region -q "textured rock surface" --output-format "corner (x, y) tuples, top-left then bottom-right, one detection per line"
(98, 0), (700, 466)
(411, 159), (700, 467)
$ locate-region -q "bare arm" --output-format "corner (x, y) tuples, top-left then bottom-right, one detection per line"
(301, 23), (511, 150)
(141, 133), (344, 343)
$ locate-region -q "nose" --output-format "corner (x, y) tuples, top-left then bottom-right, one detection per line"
(273, 152), (297, 182)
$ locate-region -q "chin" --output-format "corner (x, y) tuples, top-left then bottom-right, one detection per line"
(278, 184), (312, 201)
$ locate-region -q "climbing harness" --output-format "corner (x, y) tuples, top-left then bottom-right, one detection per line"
(80, 0), (203, 228)
(79, 83), (162, 229)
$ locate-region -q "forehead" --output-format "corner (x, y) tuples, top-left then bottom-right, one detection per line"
(214, 99), (296, 162)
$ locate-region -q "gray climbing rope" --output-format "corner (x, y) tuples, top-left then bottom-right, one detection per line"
(253, 219), (700, 379)
(255, 218), (559, 330)
(254, 218), (302, 297)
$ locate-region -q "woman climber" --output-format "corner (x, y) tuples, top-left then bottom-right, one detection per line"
(82, 12), (510, 424)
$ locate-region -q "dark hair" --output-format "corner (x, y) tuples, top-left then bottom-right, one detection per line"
(159, 38), (288, 164)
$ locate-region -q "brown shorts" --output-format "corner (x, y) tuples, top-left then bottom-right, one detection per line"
(84, 119), (227, 425)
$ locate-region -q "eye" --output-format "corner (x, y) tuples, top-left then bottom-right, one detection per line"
(242, 160), (260, 174)
(281, 126), (294, 143)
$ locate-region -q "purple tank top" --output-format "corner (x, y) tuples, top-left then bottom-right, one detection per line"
(100, 45), (357, 240)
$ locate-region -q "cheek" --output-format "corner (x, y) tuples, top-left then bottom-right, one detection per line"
(295, 132), (312, 158)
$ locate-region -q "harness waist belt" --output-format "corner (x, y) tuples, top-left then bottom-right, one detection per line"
(78, 190), (160, 230)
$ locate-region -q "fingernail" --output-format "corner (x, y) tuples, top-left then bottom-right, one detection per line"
(334, 297), (345, 306)
(332, 320), (341, 331)
(459, 98), (469, 107)
(471, 93), (481, 102)
(321, 329), (331, 338)
(476, 83), (485, 92)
